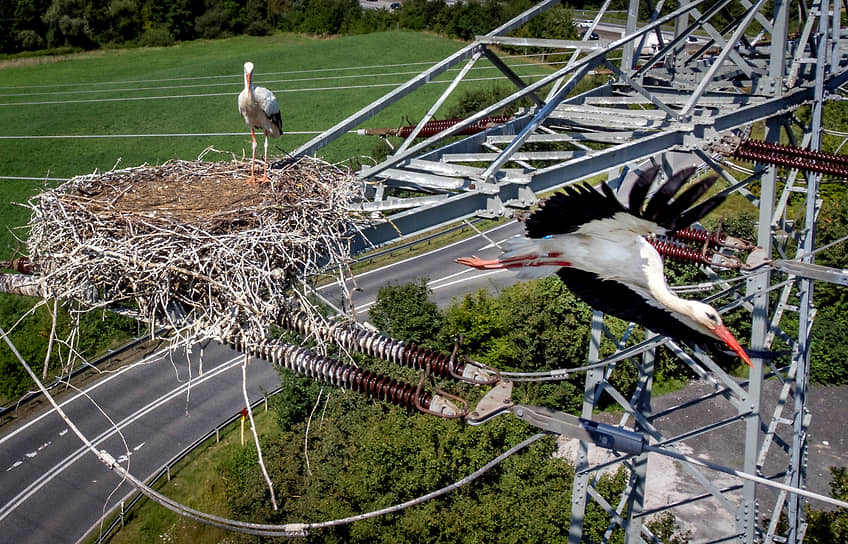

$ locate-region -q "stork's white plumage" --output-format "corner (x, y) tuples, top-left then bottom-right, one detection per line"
(457, 166), (753, 367)
(238, 61), (282, 183)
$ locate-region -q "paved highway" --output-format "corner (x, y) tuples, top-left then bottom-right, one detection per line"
(0, 342), (279, 544)
(316, 220), (525, 321)
(0, 219), (526, 544)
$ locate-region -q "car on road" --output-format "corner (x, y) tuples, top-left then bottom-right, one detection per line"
(390, 1), (400, 7)
(585, 31), (599, 40)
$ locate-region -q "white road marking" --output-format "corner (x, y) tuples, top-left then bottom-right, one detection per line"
(431, 269), (510, 291)
(5, 461), (23, 472)
(427, 267), (477, 287)
(317, 221), (518, 290)
(352, 268), (511, 315)
(0, 345), (175, 448)
(0, 354), (243, 523)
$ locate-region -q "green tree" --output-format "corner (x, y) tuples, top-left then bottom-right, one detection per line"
(42, 0), (96, 48)
(440, 277), (591, 372)
(646, 511), (692, 543)
(799, 466), (848, 543)
(369, 278), (442, 347)
(0, 294), (138, 398)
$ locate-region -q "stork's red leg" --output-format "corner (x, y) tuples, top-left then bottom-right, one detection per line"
(246, 128), (258, 184)
(260, 130), (271, 184)
(456, 253), (571, 269)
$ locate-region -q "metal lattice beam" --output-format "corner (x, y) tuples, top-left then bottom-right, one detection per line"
(291, 0), (847, 541)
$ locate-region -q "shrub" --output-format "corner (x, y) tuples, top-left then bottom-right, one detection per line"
(139, 25), (176, 47)
(16, 30), (46, 51)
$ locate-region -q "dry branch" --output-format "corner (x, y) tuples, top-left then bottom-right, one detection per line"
(21, 156), (365, 348)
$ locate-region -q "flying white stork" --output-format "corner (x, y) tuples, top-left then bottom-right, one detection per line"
(238, 61), (282, 184)
(456, 166), (753, 367)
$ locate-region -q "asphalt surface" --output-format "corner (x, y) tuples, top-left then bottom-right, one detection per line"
(0, 221), (527, 544)
(0, 341), (279, 544)
(316, 220), (526, 321)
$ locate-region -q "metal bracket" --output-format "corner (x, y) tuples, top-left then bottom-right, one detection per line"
(465, 380), (514, 425)
(512, 404), (646, 455)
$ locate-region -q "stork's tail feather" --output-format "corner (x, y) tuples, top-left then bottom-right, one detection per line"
(500, 236), (542, 259)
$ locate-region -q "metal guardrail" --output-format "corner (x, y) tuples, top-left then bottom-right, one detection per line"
(0, 335), (156, 421)
(86, 385), (283, 544)
(350, 217), (484, 264)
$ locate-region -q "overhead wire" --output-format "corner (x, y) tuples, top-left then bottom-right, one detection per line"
(0, 73), (556, 108)
(0, 52), (595, 93)
(0, 63), (547, 98)
(0, 322), (553, 537)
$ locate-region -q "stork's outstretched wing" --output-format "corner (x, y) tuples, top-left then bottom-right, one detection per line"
(525, 166), (724, 239)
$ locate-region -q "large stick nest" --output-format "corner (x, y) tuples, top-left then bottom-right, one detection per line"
(25, 156), (366, 346)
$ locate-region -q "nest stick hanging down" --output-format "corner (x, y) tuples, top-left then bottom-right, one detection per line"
(16, 154), (366, 349)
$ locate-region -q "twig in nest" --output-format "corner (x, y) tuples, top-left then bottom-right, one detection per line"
(24, 156), (368, 350)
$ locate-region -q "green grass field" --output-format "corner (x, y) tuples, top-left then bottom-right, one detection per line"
(0, 31), (555, 254)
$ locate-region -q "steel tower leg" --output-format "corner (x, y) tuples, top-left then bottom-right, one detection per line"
(624, 339), (655, 544)
(568, 311), (606, 544)
(785, 3), (828, 541)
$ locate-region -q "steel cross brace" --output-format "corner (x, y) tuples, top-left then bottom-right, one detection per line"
(465, 380), (645, 456)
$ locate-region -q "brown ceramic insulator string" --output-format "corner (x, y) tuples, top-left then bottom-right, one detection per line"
(741, 138), (848, 167)
(649, 238), (723, 267)
(231, 336), (432, 412)
(734, 139), (848, 177)
(667, 227), (723, 248)
(279, 311), (473, 381)
(361, 116), (513, 138)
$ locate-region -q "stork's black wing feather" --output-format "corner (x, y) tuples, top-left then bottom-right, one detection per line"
(628, 166), (659, 213)
(637, 168), (727, 232)
(269, 110), (283, 132)
(556, 268), (731, 361)
(674, 197), (726, 232)
(525, 167), (727, 238)
(661, 175), (717, 229)
(642, 167), (695, 222)
(525, 182), (624, 239)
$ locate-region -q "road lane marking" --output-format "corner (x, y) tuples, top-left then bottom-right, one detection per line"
(427, 267), (478, 287)
(317, 221), (519, 290)
(351, 268), (510, 315)
(0, 355), (243, 522)
(430, 269), (510, 292)
(0, 345), (177, 447)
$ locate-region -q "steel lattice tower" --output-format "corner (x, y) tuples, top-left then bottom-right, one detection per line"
(293, 0), (848, 541)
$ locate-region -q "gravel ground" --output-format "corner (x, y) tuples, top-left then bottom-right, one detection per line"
(558, 378), (848, 542)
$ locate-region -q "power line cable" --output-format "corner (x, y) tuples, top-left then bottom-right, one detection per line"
(0, 52), (571, 92)
(0, 322), (553, 537)
(0, 61), (553, 99)
(0, 73), (554, 108)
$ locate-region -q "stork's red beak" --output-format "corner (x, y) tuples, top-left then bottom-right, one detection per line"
(713, 324), (753, 367)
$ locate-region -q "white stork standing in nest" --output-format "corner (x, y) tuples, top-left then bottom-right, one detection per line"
(456, 166), (753, 367)
(238, 61), (282, 184)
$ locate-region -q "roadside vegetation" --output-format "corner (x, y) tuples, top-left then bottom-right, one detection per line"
(0, 26), (554, 400)
(4, 3), (848, 541)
